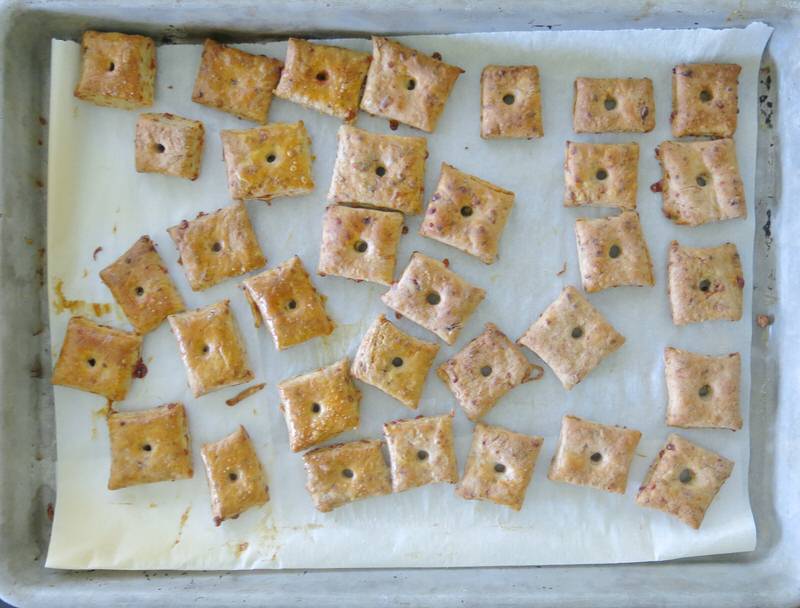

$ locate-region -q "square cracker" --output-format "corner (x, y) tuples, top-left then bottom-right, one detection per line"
(419, 163), (515, 264)
(548, 415), (641, 494)
(573, 77), (655, 133)
(360, 36), (464, 132)
(107, 403), (193, 490)
(134, 113), (205, 181)
(655, 139), (746, 227)
(278, 358), (361, 452)
(672, 63), (741, 138)
(456, 422), (543, 511)
(480, 65), (543, 139)
(242, 256), (335, 351)
(383, 414), (458, 493)
(303, 439), (392, 512)
(564, 141), (639, 210)
(664, 347), (742, 430)
(274, 38), (371, 122)
(351, 314), (439, 409)
(221, 122), (314, 201)
(636, 433), (733, 529)
(191, 39), (283, 123)
(168, 300), (254, 397)
(168, 201), (266, 292)
(518, 286), (625, 390)
(574, 210), (655, 293)
(52, 316), (142, 402)
(381, 252), (486, 344)
(100, 235), (185, 335)
(74, 31), (156, 110)
(438, 322), (537, 422)
(317, 204), (404, 286)
(667, 241), (744, 325)
(327, 125), (428, 215)
(201, 425), (269, 525)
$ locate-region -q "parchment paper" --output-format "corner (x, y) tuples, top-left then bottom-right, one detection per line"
(45, 23), (770, 570)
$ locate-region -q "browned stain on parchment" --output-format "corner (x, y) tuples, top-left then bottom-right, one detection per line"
(52, 278), (111, 317)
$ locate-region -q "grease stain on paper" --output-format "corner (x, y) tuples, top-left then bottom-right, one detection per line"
(173, 506), (192, 547)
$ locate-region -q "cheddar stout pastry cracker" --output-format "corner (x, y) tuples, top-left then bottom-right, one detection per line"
(671, 63), (741, 138)
(107, 403), (193, 490)
(563, 141), (639, 209)
(636, 434), (733, 529)
(100, 235), (185, 335)
(274, 38), (371, 122)
(242, 256), (335, 350)
(360, 36), (463, 132)
(667, 241), (744, 325)
(381, 252), (486, 344)
(574, 211), (655, 292)
(201, 426), (269, 525)
(74, 31), (156, 110)
(548, 415), (641, 494)
(383, 414), (458, 493)
(351, 314), (439, 409)
(221, 122), (314, 201)
(134, 113), (205, 180)
(303, 439), (392, 512)
(664, 347), (742, 430)
(277, 358), (361, 452)
(327, 125), (427, 215)
(438, 323), (536, 421)
(317, 204), (404, 285)
(52, 316), (142, 402)
(456, 422), (543, 511)
(573, 77), (655, 133)
(419, 163), (515, 264)
(655, 139), (746, 226)
(480, 65), (543, 139)
(518, 286), (625, 390)
(168, 201), (266, 292)
(192, 39), (283, 123)
(168, 300), (254, 397)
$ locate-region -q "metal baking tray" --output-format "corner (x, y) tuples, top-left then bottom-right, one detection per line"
(0, 0), (796, 605)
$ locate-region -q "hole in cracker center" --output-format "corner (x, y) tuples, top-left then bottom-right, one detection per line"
(699, 90), (713, 102)
(406, 78), (416, 90)
(426, 292), (441, 306)
(375, 165), (387, 177)
(354, 239), (368, 253)
(590, 451), (602, 463)
(494, 463), (506, 473)
(604, 97), (617, 110)
(342, 468), (354, 478)
(502, 93), (515, 105)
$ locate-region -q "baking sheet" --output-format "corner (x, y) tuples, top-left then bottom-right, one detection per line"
(45, 23), (770, 570)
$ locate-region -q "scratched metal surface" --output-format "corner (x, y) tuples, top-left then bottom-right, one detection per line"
(0, 1), (796, 606)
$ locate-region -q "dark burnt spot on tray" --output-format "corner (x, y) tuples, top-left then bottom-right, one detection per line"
(132, 358), (148, 379)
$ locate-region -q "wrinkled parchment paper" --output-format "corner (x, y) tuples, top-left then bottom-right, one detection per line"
(46, 23), (770, 569)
